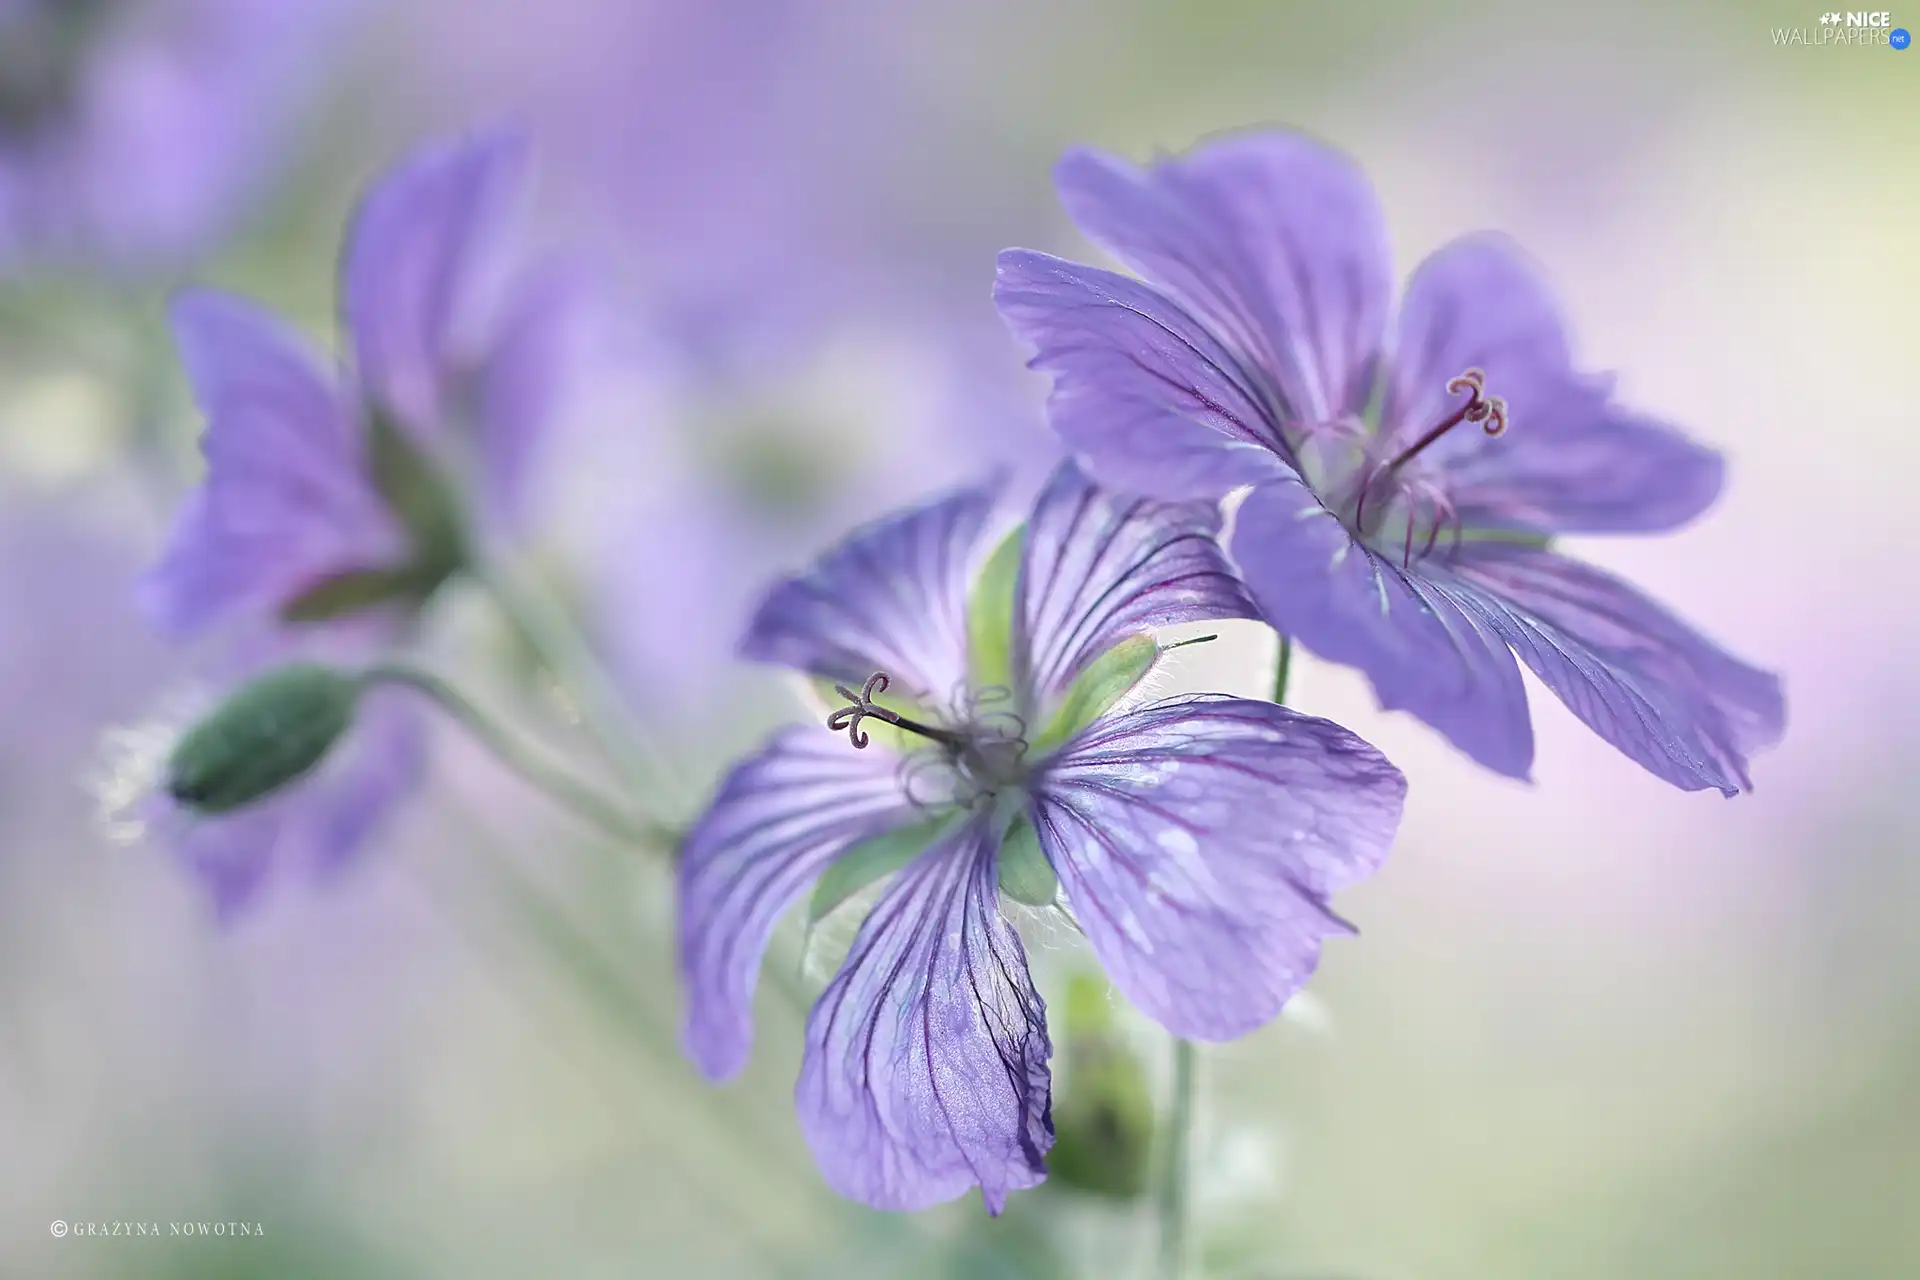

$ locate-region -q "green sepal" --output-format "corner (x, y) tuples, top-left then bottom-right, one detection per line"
(165, 664), (363, 815)
(1031, 633), (1159, 756)
(966, 524), (1024, 695)
(996, 815), (1058, 907)
(1449, 526), (1554, 549)
(280, 566), (431, 624)
(368, 410), (468, 581)
(807, 816), (953, 924)
(277, 414), (469, 626)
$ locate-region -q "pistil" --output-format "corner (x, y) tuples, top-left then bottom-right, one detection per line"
(826, 672), (968, 751)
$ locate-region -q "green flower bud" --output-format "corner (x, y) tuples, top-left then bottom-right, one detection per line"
(165, 664), (362, 814)
(1046, 974), (1156, 1200)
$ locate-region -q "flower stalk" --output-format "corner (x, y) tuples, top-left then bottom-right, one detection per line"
(362, 660), (670, 850)
(471, 555), (683, 806)
(1156, 634), (1292, 1278)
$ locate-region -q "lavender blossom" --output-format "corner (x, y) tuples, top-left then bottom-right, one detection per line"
(0, 0), (349, 271)
(135, 133), (568, 911)
(678, 463), (1407, 1212)
(996, 130), (1785, 794)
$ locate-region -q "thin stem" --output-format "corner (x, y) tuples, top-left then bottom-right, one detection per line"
(1272, 634), (1293, 706)
(469, 555), (682, 803)
(432, 795), (826, 1195)
(1156, 1037), (1198, 1280)
(1156, 634), (1292, 1279)
(363, 661), (672, 850)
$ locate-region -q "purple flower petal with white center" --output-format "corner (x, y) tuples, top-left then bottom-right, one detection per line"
(678, 727), (922, 1081)
(739, 479), (1000, 713)
(796, 815), (1051, 1215)
(1016, 461), (1257, 710)
(1031, 696), (1405, 1039)
(138, 290), (401, 637)
(681, 461), (1404, 1212)
(997, 129), (1785, 790)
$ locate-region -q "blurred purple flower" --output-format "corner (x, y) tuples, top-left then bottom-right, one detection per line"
(0, 0), (351, 271)
(678, 462), (1406, 1212)
(996, 131), (1786, 795)
(391, 0), (1063, 717)
(136, 133), (569, 912)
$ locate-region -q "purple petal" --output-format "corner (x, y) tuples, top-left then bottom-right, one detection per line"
(305, 686), (429, 875)
(1446, 544), (1785, 794)
(1054, 137), (1392, 425)
(1016, 461), (1256, 708)
(343, 132), (527, 437)
(172, 805), (286, 923)
(1447, 390), (1726, 535)
(797, 817), (1052, 1213)
(1387, 234), (1723, 534)
(994, 249), (1296, 500)
(740, 481), (1000, 711)
(1231, 479), (1535, 779)
(472, 262), (580, 528)
(139, 290), (400, 635)
(678, 727), (921, 1080)
(1032, 696), (1404, 1040)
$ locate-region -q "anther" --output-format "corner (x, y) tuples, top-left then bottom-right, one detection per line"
(1381, 367), (1508, 478)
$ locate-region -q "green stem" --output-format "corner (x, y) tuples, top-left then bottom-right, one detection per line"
(1155, 634), (1293, 1279)
(470, 556), (681, 803)
(432, 796), (826, 1197)
(363, 661), (671, 850)
(1156, 1037), (1198, 1280)
(1272, 634), (1293, 706)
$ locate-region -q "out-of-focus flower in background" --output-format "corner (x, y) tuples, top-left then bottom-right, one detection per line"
(998, 131), (1786, 794)
(133, 134), (577, 913)
(0, 0), (353, 274)
(381, 0), (1067, 721)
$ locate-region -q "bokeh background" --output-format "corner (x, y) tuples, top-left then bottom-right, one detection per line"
(3, 0), (1916, 1276)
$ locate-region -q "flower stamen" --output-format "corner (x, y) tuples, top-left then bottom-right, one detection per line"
(1381, 367), (1508, 478)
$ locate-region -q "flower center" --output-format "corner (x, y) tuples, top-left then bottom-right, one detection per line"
(827, 671), (1030, 809)
(1297, 367), (1509, 568)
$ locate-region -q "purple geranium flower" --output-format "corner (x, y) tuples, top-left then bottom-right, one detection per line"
(678, 462), (1407, 1212)
(0, 0), (350, 270)
(135, 133), (570, 910)
(996, 130), (1785, 794)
